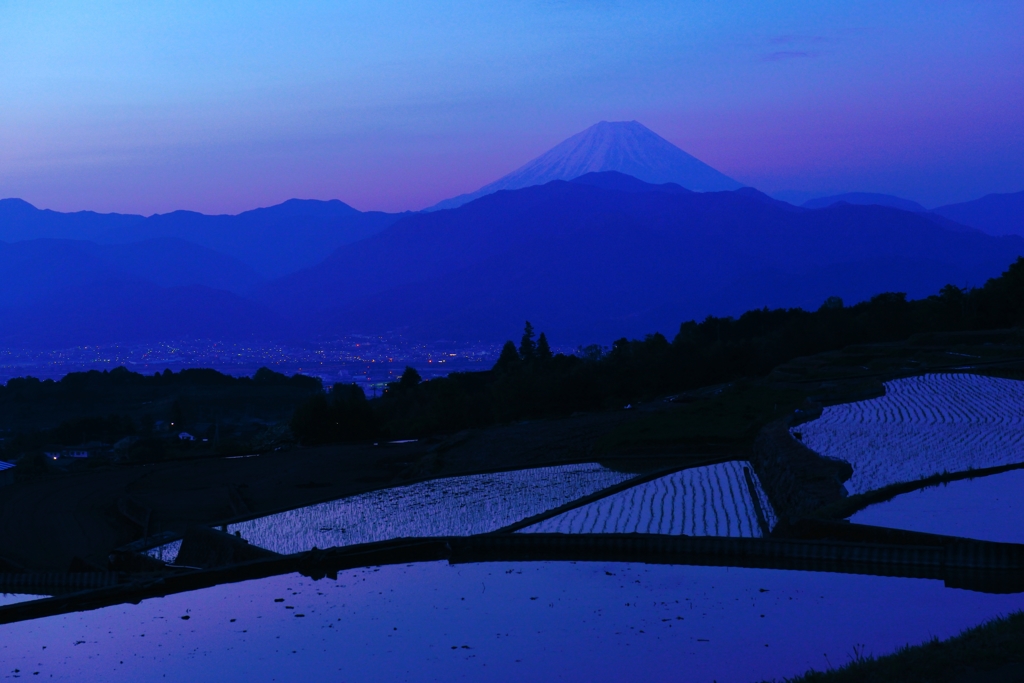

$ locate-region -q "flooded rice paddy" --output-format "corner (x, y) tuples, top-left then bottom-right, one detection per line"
(224, 464), (634, 556)
(796, 373), (1024, 494)
(0, 594), (35, 607)
(3, 562), (1023, 683)
(851, 468), (1024, 544)
(519, 461), (777, 537)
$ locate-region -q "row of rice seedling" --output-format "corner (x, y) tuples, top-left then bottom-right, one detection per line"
(226, 464), (635, 555)
(518, 461), (777, 537)
(796, 373), (1024, 495)
(142, 539), (182, 563)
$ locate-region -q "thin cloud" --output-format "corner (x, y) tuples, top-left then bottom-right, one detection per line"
(762, 50), (818, 62)
(770, 34), (826, 45)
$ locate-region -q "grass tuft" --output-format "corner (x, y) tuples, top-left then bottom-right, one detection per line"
(765, 611), (1024, 683)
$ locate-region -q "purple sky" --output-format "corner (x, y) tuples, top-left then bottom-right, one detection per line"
(1, 1), (1022, 215)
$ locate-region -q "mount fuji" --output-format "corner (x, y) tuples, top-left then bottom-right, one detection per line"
(428, 121), (742, 210)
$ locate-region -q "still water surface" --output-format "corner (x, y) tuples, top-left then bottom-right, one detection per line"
(2, 562), (1022, 682)
(851, 468), (1024, 544)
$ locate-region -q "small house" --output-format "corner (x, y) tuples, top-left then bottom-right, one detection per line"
(42, 448), (89, 460)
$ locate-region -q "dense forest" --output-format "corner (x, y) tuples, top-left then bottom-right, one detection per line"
(292, 256), (1024, 444)
(0, 367), (321, 464)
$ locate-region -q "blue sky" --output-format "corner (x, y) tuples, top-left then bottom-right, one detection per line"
(1, 0), (1022, 213)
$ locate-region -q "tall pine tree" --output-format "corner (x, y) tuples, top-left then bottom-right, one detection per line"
(536, 332), (552, 361)
(494, 341), (522, 372)
(519, 321), (536, 361)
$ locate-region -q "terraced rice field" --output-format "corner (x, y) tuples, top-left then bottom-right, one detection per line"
(224, 464), (635, 555)
(796, 373), (1024, 495)
(518, 461), (776, 537)
(143, 539), (182, 563)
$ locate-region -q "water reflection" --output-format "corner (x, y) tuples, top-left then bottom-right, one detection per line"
(226, 464), (634, 555)
(797, 373), (1024, 494)
(851, 468), (1024, 544)
(519, 461), (776, 537)
(0, 594), (34, 607)
(2, 562), (1022, 682)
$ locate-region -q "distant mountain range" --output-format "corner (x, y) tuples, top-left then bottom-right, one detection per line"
(0, 237), (281, 347)
(932, 191), (1024, 237)
(261, 172), (1024, 344)
(795, 190), (1024, 239)
(0, 281), (281, 348)
(428, 121), (741, 211)
(0, 238), (262, 306)
(2, 117), (1024, 350)
(0, 198), (403, 278)
(802, 193), (927, 213)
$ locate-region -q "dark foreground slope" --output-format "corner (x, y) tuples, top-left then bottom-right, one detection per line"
(264, 172), (1024, 343)
(6, 258), (1024, 572)
(776, 611), (1024, 683)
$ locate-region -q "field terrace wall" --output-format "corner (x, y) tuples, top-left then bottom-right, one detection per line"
(750, 420), (853, 524)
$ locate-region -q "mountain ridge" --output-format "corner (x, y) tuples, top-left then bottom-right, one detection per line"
(5, 173), (1022, 349)
(933, 190), (1024, 237)
(0, 281), (283, 347)
(0, 237), (264, 308)
(262, 172), (1022, 344)
(803, 192), (926, 213)
(0, 198), (404, 278)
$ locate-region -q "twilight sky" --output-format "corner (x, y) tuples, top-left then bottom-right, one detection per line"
(1, 0), (1022, 215)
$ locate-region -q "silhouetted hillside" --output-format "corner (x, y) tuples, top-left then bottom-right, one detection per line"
(263, 172), (1024, 344)
(0, 281), (283, 347)
(0, 198), (403, 277)
(0, 366), (320, 434)
(7, 175), (1023, 349)
(0, 238), (263, 307)
(802, 193), (926, 212)
(292, 257), (1024, 442)
(933, 190), (1024, 237)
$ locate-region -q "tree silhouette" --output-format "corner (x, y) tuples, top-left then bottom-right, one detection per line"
(495, 341), (521, 372)
(536, 332), (552, 361)
(819, 296), (844, 311)
(291, 383), (377, 445)
(399, 366), (422, 389)
(519, 321), (537, 361)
